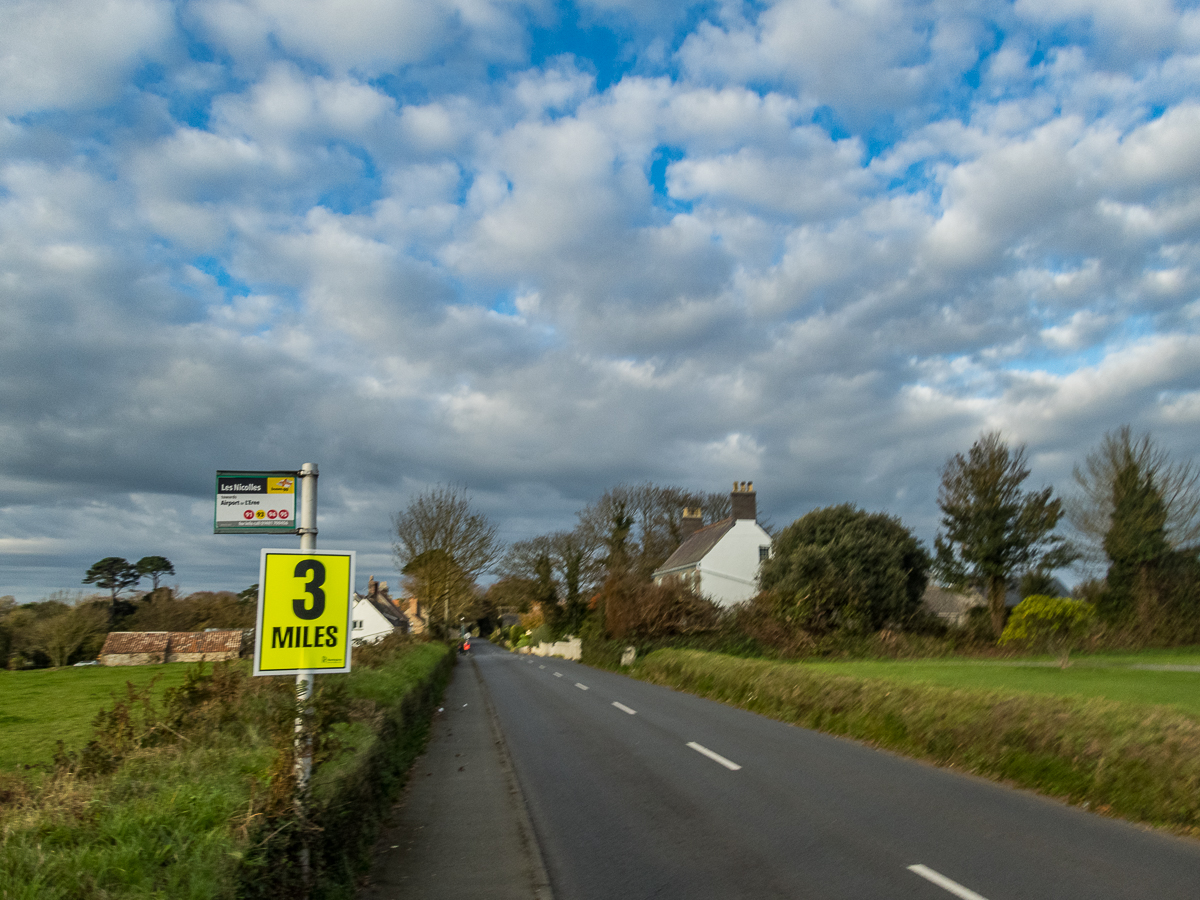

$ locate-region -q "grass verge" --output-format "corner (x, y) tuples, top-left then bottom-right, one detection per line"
(0, 637), (452, 899)
(797, 656), (1200, 716)
(0, 665), (194, 774)
(635, 648), (1200, 836)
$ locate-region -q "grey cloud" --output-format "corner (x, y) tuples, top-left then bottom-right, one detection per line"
(6, 0), (1200, 602)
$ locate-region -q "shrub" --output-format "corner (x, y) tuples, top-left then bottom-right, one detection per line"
(760, 505), (930, 635)
(600, 573), (722, 641)
(1000, 595), (1096, 667)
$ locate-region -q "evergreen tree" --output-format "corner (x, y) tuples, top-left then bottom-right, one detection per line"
(135, 556), (175, 591)
(1102, 461), (1170, 623)
(83, 557), (141, 625)
(1069, 427), (1200, 629)
(935, 432), (1076, 638)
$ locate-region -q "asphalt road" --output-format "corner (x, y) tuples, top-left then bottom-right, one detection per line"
(473, 639), (1200, 900)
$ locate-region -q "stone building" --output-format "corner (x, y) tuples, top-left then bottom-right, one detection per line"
(98, 630), (249, 666)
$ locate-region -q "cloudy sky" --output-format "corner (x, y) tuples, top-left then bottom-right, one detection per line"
(3, 0), (1200, 601)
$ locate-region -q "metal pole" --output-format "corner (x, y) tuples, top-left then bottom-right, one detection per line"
(295, 462), (318, 884)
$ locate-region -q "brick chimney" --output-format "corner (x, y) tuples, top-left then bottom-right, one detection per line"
(731, 481), (757, 521)
(680, 507), (703, 539)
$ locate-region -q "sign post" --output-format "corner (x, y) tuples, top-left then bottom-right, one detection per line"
(217, 463), (347, 883)
(244, 464), (347, 882)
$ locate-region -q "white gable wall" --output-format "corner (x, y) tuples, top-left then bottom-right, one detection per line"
(352, 596), (396, 644)
(698, 519), (773, 607)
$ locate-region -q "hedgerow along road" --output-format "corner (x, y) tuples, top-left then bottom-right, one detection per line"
(473, 639), (1200, 900)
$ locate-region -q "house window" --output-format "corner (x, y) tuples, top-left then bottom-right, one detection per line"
(759, 546), (770, 562)
(353, 620), (363, 630)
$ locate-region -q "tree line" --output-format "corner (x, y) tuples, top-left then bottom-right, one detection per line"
(394, 424), (1200, 656)
(1, 554), (260, 669)
(10, 421), (1197, 667)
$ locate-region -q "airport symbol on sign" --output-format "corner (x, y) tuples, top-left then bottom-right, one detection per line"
(254, 549), (355, 676)
(214, 471), (298, 534)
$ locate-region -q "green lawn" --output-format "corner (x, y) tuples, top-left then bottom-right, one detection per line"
(801, 648), (1200, 717)
(0, 665), (195, 772)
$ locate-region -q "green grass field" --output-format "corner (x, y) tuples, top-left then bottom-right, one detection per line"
(801, 648), (1200, 716)
(0, 665), (195, 772)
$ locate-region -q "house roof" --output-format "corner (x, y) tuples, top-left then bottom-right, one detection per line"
(363, 593), (406, 627)
(654, 518), (737, 574)
(101, 632), (170, 655)
(168, 631), (245, 654)
(100, 631), (245, 656)
(921, 586), (984, 616)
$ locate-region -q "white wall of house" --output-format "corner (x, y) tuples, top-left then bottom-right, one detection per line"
(351, 596), (396, 644)
(698, 520), (773, 607)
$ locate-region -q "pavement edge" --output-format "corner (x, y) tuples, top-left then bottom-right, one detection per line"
(472, 652), (556, 900)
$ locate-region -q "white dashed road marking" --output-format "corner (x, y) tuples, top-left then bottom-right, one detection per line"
(554, 672), (563, 678)
(907, 865), (990, 900)
(575, 683), (589, 690)
(612, 702), (637, 715)
(686, 742), (742, 771)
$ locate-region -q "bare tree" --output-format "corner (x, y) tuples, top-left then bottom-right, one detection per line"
(1068, 426), (1200, 626)
(29, 601), (109, 667)
(497, 529), (606, 632)
(576, 483), (729, 579)
(1068, 426), (1200, 559)
(392, 485), (500, 581)
(402, 549), (475, 637)
(393, 485), (499, 637)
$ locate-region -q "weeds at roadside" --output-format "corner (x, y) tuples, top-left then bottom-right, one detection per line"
(0, 636), (452, 899)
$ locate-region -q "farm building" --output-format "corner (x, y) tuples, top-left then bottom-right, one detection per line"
(98, 630), (250, 666)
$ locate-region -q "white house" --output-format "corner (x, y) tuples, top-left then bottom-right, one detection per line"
(351, 578), (407, 644)
(652, 482), (773, 608)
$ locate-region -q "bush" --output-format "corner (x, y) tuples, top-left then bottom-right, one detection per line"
(760, 504), (930, 635)
(600, 573), (723, 641)
(1000, 595), (1096, 667)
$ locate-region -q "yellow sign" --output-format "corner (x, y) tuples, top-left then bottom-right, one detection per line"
(267, 477), (294, 494)
(254, 549), (355, 676)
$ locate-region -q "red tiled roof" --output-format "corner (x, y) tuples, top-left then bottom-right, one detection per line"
(101, 632), (170, 655)
(99, 631), (245, 656)
(168, 631), (245, 654)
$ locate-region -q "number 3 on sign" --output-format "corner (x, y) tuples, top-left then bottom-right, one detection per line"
(254, 549), (355, 676)
(293, 559), (326, 619)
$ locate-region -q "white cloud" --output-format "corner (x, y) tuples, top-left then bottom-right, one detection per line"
(0, 0), (174, 116)
(667, 136), (870, 219)
(6, 0), (1200, 601)
(190, 0), (453, 73)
